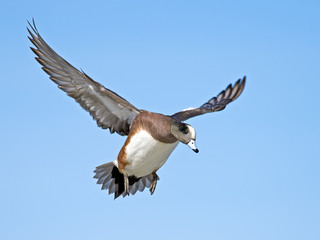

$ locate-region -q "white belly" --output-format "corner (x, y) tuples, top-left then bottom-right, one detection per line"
(120, 130), (178, 177)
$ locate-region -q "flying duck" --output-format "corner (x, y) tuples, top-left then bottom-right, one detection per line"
(28, 20), (246, 199)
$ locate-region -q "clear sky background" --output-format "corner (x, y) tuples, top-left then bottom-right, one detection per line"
(1, 1), (319, 239)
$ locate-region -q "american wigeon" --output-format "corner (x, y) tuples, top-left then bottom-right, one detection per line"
(28, 20), (246, 199)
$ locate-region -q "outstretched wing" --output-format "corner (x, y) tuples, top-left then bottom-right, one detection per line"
(171, 77), (246, 121)
(27, 20), (141, 135)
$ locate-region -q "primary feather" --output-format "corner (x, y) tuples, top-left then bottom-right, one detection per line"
(171, 77), (246, 121)
(27, 20), (140, 135)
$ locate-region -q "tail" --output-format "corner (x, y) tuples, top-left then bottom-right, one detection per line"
(93, 162), (158, 199)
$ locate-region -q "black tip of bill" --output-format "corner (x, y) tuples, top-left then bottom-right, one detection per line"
(193, 149), (199, 153)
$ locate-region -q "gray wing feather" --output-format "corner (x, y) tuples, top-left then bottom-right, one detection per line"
(171, 77), (246, 121)
(28, 20), (140, 135)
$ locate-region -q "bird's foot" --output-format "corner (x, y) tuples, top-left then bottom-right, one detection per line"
(149, 173), (159, 195)
(124, 173), (130, 196)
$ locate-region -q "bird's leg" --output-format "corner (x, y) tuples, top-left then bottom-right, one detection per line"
(150, 172), (159, 195)
(123, 172), (130, 196)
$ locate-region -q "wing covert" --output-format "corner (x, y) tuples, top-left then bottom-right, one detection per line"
(171, 77), (246, 121)
(27, 20), (140, 135)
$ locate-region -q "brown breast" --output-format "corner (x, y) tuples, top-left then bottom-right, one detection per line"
(131, 111), (177, 144)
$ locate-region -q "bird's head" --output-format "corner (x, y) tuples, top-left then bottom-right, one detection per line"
(171, 122), (199, 153)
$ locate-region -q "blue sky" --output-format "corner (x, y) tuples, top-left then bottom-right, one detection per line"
(1, 1), (319, 239)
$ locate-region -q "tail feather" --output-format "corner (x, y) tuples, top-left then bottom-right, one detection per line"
(93, 162), (157, 199)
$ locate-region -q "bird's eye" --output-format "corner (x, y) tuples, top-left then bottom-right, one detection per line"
(179, 124), (189, 134)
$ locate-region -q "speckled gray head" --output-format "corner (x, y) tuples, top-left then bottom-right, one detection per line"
(171, 122), (199, 153)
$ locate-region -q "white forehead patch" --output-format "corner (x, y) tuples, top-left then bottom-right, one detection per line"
(187, 125), (196, 139)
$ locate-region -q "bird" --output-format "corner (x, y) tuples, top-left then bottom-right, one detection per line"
(27, 20), (246, 199)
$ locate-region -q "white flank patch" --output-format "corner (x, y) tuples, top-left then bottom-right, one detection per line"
(123, 130), (179, 177)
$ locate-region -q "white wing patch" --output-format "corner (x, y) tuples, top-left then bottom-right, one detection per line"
(181, 107), (196, 112)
